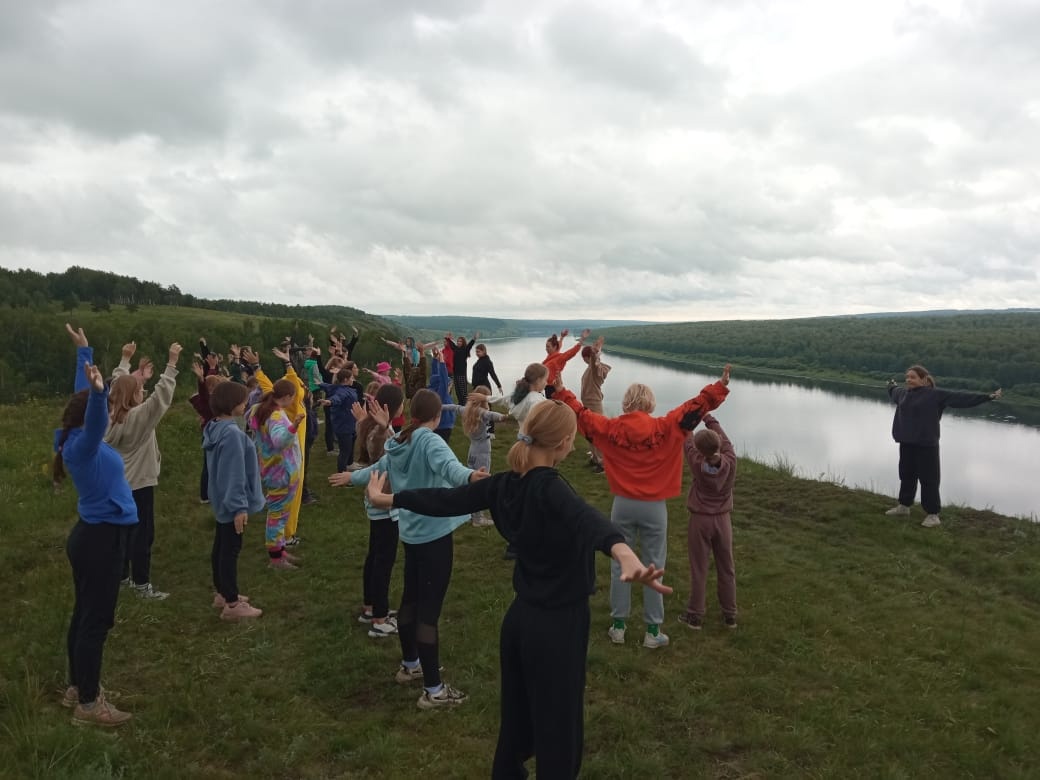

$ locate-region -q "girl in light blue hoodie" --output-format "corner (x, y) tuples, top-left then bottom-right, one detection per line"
(332, 388), (483, 709)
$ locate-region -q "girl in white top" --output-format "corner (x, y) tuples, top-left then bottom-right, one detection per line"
(508, 363), (549, 425)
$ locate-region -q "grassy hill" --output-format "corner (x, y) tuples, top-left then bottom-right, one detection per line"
(1, 395), (1038, 778)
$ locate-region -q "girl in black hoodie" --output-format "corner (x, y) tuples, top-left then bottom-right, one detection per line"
(366, 400), (669, 779)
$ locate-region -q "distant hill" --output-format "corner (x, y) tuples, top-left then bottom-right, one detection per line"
(383, 315), (654, 339)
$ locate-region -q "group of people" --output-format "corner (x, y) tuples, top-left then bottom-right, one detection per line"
(53, 319), (1001, 777)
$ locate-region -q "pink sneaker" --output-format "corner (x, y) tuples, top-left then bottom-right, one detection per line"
(268, 557), (297, 570)
(221, 601), (263, 621)
(282, 550), (302, 565)
(212, 593), (250, 609)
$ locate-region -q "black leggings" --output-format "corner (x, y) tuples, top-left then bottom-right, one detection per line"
(898, 443), (941, 514)
(211, 521), (243, 602)
(398, 533), (454, 688)
(123, 485), (155, 585)
(200, 449), (209, 502)
(363, 519), (399, 618)
(492, 598), (591, 779)
(453, 374), (468, 405)
(66, 520), (128, 704)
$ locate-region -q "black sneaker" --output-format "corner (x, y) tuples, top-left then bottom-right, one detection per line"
(723, 615), (738, 629)
(678, 613), (703, 630)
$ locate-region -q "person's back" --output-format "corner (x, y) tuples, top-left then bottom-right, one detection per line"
(684, 415), (736, 515)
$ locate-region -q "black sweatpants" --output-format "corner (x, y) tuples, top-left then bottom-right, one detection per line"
(123, 485), (155, 585)
(492, 598), (590, 780)
(66, 520), (129, 704)
(453, 374), (468, 405)
(397, 533), (454, 688)
(200, 449), (209, 502)
(336, 431), (356, 472)
(898, 443), (942, 514)
(363, 519), (399, 619)
(324, 406), (335, 451)
(211, 521), (243, 602)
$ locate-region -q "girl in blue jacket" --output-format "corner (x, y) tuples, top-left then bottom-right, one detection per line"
(54, 324), (138, 728)
(331, 388), (485, 709)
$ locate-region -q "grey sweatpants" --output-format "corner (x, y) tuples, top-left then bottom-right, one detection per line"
(609, 496), (668, 626)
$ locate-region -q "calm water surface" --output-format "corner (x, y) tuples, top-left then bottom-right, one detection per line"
(476, 338), (1038, 519)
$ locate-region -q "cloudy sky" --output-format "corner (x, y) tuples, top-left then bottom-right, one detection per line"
(1, 0), (1038, 321)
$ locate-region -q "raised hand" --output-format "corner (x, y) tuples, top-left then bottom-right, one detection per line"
(351, 325), (358, 335)
(720, 364), (731, 386)
(560, 328), (569, 339)
(121, 341), (137, 360)
(241, 346), (258, 365)
(365, 471), (393, 508)
(138, 357), (155, 381)
(366, 398), (390, 428)
(350, 400), (368, 422)
(229, 343), (240, 358)
(65, 322), (88, 348)
(579, 328), (591, 342)
(190, 360), (204, 379)
(168, 342), (183, 366)
(593, 335), (605, 352)
(271, 347), (289, 362)
(83, 362), (104, 392)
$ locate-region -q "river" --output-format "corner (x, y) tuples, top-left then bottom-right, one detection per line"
(470, 337), (1038, 519)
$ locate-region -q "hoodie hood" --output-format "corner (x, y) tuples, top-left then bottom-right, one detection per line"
(203, 418), (243, 452)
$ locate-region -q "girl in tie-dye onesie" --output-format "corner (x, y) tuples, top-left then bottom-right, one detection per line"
(247, 378), (304, 569)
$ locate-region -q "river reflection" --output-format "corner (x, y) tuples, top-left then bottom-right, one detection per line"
(477, 338), (1038, 519)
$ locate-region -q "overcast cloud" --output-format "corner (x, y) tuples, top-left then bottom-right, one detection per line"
(1, 0), (1038, 321)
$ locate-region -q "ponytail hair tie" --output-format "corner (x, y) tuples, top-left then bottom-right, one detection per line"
(517, 432), (533, 445)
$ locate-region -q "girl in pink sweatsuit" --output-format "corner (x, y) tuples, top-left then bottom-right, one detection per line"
(681, 413), (738, 629)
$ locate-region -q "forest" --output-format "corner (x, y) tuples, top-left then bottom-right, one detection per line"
(0, 267), (403, 403)
(600, 313), (1040, 401)
(1, 265), (1038, 403)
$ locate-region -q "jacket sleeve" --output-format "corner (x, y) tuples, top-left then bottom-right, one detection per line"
(426, 435), (475, 486)
(542, 475), (625, 553)
(134, 364), (179, 429)
(348, 453), (389, 485)
(112, 357), (131, 379)
(225, 434), (254, 517)
(394, 474), (500, 516)
(255, 368), (273, 394)
(552, 388), (609, 439)
(664, 381), (730, 432)
(71, 386), (111, 459)
(266, 412), (298, 450)
(74, 346), (94, 393)
(487, 361), (502, 388)
(936, 389), (994, 410)
(344, 334), (359, 357)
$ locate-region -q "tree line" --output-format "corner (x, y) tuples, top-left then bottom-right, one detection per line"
(600, 313), (1040, 401)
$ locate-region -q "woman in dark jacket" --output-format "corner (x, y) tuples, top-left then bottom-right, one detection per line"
(885, 364), (1001, 528)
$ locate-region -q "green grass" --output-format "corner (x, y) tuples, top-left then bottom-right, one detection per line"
(1, 397), (1039, 778)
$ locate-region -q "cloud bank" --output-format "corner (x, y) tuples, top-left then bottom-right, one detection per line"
(1, 0), (1037, 320)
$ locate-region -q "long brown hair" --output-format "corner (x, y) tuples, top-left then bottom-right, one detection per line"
(108, 374), (142, 425)
(53, 390), (89, 483)
(252, 378), (298, 427)
(395, 388), (441, 445)
(506, 400), (576, 473)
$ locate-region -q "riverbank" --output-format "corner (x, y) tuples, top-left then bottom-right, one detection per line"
(604, 343), (1040, 425)
(2, 399), (1038, 777)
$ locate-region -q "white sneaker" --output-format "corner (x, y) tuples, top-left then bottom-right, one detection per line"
(345, 461), (366, 471)
(607, 625), (626, 644)
(921, 514), (942, 528)
(885, 504), (910, 516)
(133, 583), (169, 600)
(417, 684), (467, 710)
(643, 631), (670, 649)
(368, 617), (398, 638)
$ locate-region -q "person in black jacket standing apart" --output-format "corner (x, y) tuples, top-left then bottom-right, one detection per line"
(471, 343), (503, 396)
(365, 400), (669, 779)
(444, 331), (478, 404)
(885, 364), (1002, 528)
